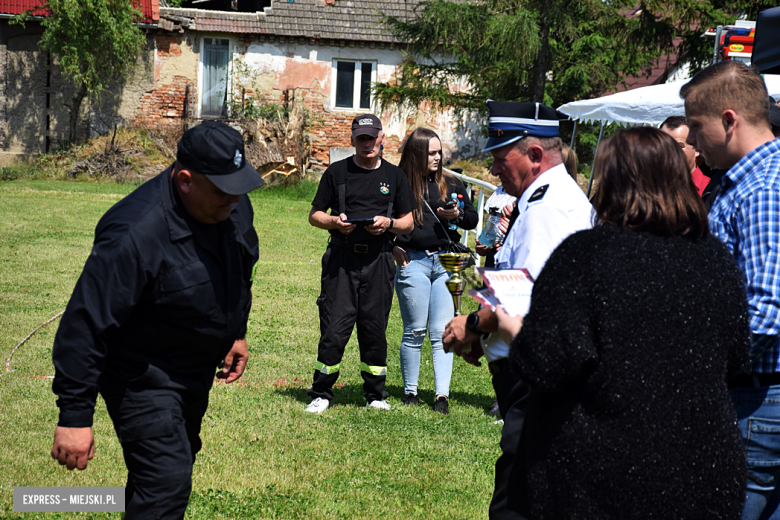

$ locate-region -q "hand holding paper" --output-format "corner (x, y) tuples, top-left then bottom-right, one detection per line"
(467, 268), (534, 317)
(496, 304), (524, 344)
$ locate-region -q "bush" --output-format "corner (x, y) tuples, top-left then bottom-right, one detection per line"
(0, 161), (47, 181)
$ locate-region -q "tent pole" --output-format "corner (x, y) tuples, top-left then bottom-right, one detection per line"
(570, 120), (578, 148)
(586, 121), (605, 198)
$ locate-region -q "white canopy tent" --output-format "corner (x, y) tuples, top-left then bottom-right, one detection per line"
(557, 74), (780, 194)
(558, 75), (780, 125)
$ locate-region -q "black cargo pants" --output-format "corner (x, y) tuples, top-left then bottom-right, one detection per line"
(100, 365), (210, 520)
(489, 379), (532, 520)
(308, 242), (395, 404)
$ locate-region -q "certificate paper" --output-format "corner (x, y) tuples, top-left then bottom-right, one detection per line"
(475, 268), (534, 317)
(467, 287), (500, 312)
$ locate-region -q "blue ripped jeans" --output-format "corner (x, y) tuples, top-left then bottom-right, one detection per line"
(731, 384), (780, 520)
(394, 249), (454, 397)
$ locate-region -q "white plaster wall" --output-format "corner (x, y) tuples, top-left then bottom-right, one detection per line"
(239, 41), (486, 160)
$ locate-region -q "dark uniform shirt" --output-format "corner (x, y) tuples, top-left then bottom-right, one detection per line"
(395, 175), (478, 251)
(52, 165), (259, 428)
(311, 157), (416, 243)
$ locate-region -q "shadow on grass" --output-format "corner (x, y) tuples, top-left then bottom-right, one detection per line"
(274, 382), (496, 414)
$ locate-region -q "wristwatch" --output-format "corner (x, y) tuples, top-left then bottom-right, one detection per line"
(466, 311), (485, 336)
(388, 218), (394, 230)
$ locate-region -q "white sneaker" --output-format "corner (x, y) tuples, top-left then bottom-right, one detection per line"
(366, 399), (391, 410)
(305, 397), (330, 413)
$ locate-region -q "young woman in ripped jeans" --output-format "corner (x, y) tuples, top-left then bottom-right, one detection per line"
(392, 128), (478, 414)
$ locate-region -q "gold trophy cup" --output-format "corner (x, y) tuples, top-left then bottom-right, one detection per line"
(438, 252), (472, 317)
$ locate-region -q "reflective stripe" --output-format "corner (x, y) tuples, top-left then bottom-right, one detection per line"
(315, 361), (341, 375)
(360, 362), (387, 376)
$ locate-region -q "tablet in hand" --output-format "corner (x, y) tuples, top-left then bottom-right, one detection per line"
(344, 218), (375, 226)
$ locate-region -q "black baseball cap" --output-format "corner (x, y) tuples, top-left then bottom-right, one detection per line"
(351, 114), (382, 138)
(177, 121), (264, 195)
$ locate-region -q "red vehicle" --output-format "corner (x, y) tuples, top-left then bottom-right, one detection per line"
(703, 21), (756, 66)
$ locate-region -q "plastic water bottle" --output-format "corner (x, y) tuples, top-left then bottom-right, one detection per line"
(478, 208), (502, 247)
(448, 193), (459, 230)
(494, 217), (506, 246)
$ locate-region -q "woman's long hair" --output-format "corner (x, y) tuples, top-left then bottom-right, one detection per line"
(398, 128), (452, 226)
(591, 127), (709, 239)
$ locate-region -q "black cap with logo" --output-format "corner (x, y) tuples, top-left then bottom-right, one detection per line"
(177, 121), (264, 195)
(351, 114), (383, 138)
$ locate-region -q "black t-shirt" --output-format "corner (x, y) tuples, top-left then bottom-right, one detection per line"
(395, 175), (478, 251)
(312, 156), (416, 243)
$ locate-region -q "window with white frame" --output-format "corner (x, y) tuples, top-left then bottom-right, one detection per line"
(332, 60), (375, 111)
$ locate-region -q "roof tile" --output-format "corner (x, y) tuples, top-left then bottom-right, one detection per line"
(160, 0), (414, 42)
(0, 0), (157, 23)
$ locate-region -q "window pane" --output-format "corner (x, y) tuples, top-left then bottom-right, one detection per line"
(335, 61), (355, 108)
(359, 63), (372, 109)
(202, 39), (230, 117)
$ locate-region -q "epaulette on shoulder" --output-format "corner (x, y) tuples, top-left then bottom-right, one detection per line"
(528, 184), (549, 203)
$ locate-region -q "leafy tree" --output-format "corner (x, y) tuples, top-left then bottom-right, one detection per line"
(376, 0), (772, 113)
(15, 0), (147, 142)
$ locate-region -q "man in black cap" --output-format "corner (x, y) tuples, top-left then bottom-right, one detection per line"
(50, 121), (263, 519)
(305, 114), (415, 413)
(442, 100), (593, 519)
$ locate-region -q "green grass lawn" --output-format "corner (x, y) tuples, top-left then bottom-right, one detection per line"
(0, 179), (499, 519)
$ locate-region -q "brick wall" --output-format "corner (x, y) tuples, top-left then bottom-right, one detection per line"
(289, 89), (406, 168)
(131, 32), (190, 131)
(132, 31), (412, 167)
(134, 77), (190, 130)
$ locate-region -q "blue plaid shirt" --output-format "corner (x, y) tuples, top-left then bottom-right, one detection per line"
(710, 138), (780, 373)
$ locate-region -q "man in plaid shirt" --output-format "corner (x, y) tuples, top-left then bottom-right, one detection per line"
(682, 61), (780, 520)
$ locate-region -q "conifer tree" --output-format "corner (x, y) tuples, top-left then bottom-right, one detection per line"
(376, 0), (769, 113)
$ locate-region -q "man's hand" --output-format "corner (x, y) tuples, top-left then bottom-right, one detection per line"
(334, 213), (356, 235)
(51, 426), (94, 471)
(443, 315), (478, 356)
(218, 338), (249, 383)
(366, 216), (392, 235)
(462, 340), (484, 367)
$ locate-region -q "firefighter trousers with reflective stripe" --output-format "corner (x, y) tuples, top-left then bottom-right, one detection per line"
(308, 245), (395, 403)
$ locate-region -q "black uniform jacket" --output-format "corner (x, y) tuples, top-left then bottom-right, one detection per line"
(52, 165), (259, 428)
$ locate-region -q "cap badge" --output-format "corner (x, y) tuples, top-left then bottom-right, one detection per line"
(359, 118), (373, 126)
(233, 149), (242, 168)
